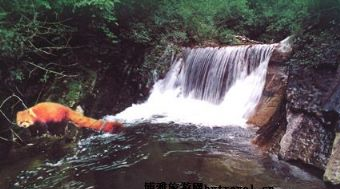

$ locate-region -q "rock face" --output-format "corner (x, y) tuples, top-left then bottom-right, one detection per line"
(249, 63), (288, 153)
(248, 37), (291, 149)
(248, 36), (291, 128)
(324, 133), (340, 185)
(279, 110), (333, 169)
(271, 35), (294, 63)
(252, 25), (340, 184)
(248, 64), (287, 127)
(278, 64), (340, 170)
(255, 62), (338, 169)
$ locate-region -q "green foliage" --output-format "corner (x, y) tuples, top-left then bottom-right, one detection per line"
(0, 28), (24, 57)
(2, 0), (340, 55)
(116, 0), (158, 43)
(117, 0), (340, 44)
(0, 0), (119, 58)
(0, 0), (121, 108)
(155, 0), (223, 42)
(10, 69), (24, 81)
(214, 0), (255, 33)
(3, 0), (336, 57)
(61, 80), (83, 107)
(118, 0), (247, 44)
(249, 0), (309, 36)
(305, 0), (340, 26)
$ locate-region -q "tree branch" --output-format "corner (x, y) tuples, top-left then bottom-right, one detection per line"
(0, 94), (28, 125)
(0, 94), (27, 144)
(23, 61), (78, 78)
(0, 94), (28, 110)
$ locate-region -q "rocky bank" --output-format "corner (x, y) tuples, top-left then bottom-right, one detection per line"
(252, 24), (340, 185)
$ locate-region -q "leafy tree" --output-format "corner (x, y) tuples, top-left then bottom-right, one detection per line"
(0, 0), (120, 108)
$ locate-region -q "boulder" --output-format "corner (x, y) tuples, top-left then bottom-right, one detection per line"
(249, 39), (290, 150)
(271, 35), (294, 63)
(324, 133), (340, 185)
(279, 109), (333, 169)
(248, 36), (292, 129)
(253, 27), (340, 177)
(248, 64), (287, 126)
(280, 64), (340, 170)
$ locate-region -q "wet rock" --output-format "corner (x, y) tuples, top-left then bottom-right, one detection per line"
(281, 30), (340, 172)
(323, 84), (340, 131)
(250, 46), (289, 152)
(324, 133), (340, 185)
(271, 35), (294, 63)
(248, 36), (292, 128)
(286, 64), (340, 117)
(280, 63), (340, 170)
(255, 25), (340, 175)
(279, 109), (334, 169)
(248, 64), (287, 126)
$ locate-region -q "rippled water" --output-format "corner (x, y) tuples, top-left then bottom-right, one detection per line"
(9, 124), (329, 189)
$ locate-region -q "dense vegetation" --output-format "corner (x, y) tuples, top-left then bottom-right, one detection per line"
(118, 0), (340, 44)
(0, 0), (339, 125)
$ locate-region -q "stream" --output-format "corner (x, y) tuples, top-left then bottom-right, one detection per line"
(8, 124), (329, 189)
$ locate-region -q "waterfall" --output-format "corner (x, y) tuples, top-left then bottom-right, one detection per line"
(108, 44), (275, 127)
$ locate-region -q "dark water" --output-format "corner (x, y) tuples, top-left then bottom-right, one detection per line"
(8, 124), (329, 189)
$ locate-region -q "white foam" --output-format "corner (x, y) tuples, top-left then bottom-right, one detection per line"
(106, 45), (274, 127)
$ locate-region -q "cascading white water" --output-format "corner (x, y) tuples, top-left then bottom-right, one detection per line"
(107, 44), (275, 127)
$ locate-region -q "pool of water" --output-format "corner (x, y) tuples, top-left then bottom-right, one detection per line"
(7, 124), (330, 189)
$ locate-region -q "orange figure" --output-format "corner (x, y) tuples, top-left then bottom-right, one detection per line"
(16, 102), (122, 133)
